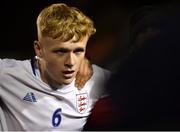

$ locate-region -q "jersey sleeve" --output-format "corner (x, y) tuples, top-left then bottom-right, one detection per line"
(0, 59), (3, 71)
(0, 59), (21, 73)
(0, 101), (8, 131)
(91, 65), (111, 98)
(0, 59), (4, 77)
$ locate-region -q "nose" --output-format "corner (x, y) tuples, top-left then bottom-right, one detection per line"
(64, 53), (75, 68)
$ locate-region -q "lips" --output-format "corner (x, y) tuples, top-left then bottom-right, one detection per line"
(62, 71), (75, 74)
(62, 70), (75, 79)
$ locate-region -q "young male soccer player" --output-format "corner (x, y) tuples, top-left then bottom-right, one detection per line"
(0, 3), (110, 131)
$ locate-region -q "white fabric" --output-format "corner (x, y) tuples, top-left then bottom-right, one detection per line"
(0, 58), (110, 131)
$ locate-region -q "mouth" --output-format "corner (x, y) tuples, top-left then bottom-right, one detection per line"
(62, 70), (75, 79)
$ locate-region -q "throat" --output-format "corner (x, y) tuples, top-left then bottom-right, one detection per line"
(37, 60), (63, 90)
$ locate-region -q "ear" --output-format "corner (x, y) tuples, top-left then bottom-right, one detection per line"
(34, 40), (42, 58)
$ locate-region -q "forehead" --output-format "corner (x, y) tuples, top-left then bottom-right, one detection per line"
(40, 36), (89, 49)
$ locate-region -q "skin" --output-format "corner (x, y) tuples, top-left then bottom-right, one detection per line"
(34, 36), (89, 88)
(75, 58), (93, 89)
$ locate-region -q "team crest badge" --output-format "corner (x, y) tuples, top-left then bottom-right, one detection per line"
(76, 93), (88, 114)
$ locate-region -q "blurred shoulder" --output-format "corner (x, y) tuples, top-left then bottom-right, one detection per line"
(92, 64), (111, 80)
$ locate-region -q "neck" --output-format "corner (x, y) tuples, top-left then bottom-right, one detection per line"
(37, 59), (62, 90)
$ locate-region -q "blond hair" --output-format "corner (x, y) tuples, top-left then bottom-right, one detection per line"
(36, 3), (96, 42)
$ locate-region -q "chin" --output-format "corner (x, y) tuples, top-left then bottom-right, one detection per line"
(62, 78), (74, 85)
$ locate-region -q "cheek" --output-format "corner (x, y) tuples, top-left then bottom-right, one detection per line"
(45, 56), (64, 72)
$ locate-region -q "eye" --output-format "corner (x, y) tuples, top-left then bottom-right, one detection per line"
(74, 48), (84, 55)
(54, 48), (69, 54)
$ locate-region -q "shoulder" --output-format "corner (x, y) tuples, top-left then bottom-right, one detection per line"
(0, 58), (28, 67)
(0, 58), (31, 74)
(87, 64), (111, 95)
(92, 64), (111, 80)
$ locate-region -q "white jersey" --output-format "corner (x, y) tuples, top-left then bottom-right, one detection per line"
(0, 58), (110, 131)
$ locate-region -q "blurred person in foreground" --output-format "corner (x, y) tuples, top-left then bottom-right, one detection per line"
(84, 3), (180, 131)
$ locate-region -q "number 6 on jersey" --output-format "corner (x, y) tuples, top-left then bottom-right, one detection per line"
(52, 108), (62, 127)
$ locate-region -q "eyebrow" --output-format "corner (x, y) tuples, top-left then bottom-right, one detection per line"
(53, 47), (85, 53)
(73, 48), (85, 52)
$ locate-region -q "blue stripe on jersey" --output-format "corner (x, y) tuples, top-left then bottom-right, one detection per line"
(30, 58), (36, 76)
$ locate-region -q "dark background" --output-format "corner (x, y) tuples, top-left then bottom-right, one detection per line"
(0, 0), (175, 70)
